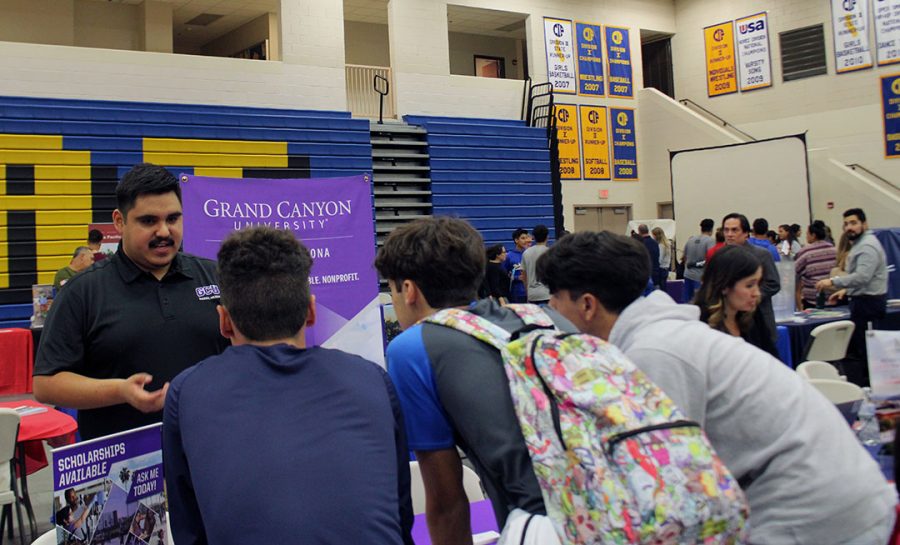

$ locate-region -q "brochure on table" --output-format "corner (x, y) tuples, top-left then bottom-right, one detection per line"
(52, 424), (170, 545)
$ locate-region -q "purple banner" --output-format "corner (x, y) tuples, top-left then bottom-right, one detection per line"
(53, 424), (161, 490)
(126, 464), (163, 502)
(180, 174), (380, 348)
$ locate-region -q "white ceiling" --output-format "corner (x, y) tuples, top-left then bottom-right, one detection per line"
(343, 0), (526, 39)
(171, 0), (279, 49)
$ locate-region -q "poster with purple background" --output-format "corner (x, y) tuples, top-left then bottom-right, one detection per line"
(180, 174), (384, 365)
(52, 424), (170, 545)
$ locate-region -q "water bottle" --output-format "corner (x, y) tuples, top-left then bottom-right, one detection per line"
(856, 387), (881, 447)
(816, 290), (825, 309)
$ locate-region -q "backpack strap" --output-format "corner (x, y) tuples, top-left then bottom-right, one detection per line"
(426, 308), (510, 352)
(503, 304), (558, 339)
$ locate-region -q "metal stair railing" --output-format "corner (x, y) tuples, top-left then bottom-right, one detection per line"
(678, 98), (756, 141)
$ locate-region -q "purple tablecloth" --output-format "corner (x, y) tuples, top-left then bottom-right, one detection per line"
(412, 500), (499, 544)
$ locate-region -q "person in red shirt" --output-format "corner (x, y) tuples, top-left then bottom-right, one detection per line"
(705, 227), (726, 263)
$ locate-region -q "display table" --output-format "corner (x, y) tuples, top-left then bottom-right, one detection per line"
(412, 499), (499, 545)
(0, 400), (77, 541)
(0, 329), (33, 395)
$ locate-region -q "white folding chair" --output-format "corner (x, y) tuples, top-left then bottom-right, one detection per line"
(808, 378), (865, 404)
(461, 465), (486, 503)
(409, 461), (486, 515)
(804, 320), (855, 362)
(796, 360), (847, 381)
(0, 409), (25, 545)
(29, 530), (53, 545)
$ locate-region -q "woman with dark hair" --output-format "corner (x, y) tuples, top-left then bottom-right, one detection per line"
(479, 243), (509, 304)
(694, 245), (779, 357)
(778, 223), (802, 259)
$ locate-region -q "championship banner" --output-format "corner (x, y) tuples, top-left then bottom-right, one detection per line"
(575, 22), (605, 96)
(544, 18), (577, 94)
(874, 0), (900, 66)
(605, 26), (634, 98)
(579, 105), (611, 180)
(610, 108), (638, 180)
(881, 73), (900, 157)
(704, 21), (738, 97)
(52, 424), (170, 545)
(735, 12), (772, 91)
(555, 104), (581, 179)
(831, 0), (873, 73)
(180, 174), (385, 365)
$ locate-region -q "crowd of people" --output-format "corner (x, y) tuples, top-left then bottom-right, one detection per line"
(33, 163), (895, 545)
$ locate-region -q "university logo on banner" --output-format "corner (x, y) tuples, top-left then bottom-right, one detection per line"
(874, 0), (900, 66)
(704, 21), (738, 96)
(180, 174), (385, 365)
(880, 73), (900, 157)
(735, 12), (772, 91)
(611, 108), (638, 180)
(605, 26), (634, 97)
(576, 22), (605, 96)
(544, 18), (577, 93)
(831, 0), (873, 73)
(555, 104), (581, 179)
(579, 105), (610, 180)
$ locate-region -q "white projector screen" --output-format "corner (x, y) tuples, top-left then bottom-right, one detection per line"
(671, 135), (811, 249)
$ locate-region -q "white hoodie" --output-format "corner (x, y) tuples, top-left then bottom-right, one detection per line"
(609, 291), (896, 545)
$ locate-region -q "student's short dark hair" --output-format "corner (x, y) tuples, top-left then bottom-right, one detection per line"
(116, 163), (181, 219)
(752, 218), (768, 235)
(808, 220), (827, 241)
(722, 213), (750, 233)
(537, 231), (649, 314)
(217, 227), (312, 342)
(87, 229), (103, 245)
(375, 217), (485, 308)
(843, 208), (866, 222)
(532, 224), (549, 243)
(700, 218), (715, 232)
(512, 227), (528, 241)
(486, 244), (506, 261)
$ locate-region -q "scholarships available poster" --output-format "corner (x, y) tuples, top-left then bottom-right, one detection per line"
(180, 174), (385, 365)
(544, 18), (577, 93)
(52, 424), (170, 545)
(575, 22), (605, 96)
(610, 108), (638, 180)
(704, 21), (738, 97)
(605, 26), (634, 97)
(579, 105), (610, 180)
(874, 0), (900, 66)
(555, 104), (581, 179)
(735, 12), (772, 92)
(880, 73), (900, 157)
(831, 0), (873, 73)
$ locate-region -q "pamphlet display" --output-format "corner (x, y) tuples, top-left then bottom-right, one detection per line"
(867, 330), (900, 398)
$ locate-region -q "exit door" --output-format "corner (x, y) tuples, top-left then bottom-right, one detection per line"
(572, 205), (632, 235)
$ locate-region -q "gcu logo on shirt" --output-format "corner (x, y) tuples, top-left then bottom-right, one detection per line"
(195, 284), (221, 300)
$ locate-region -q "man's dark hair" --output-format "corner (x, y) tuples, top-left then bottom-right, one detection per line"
(486, 244), (506, 261)
(375, 217), (485, 308)
(116, 163), (181, 219)
(637, 224), (649, 235)
(532, 224), (549, 243)
(511, 227), (528, 241)
(537, 231), (649, 314)
(843, 208), (866, 222)
(752, 218), (768, 236)
(217, 227), (312, 342)
(722, 213), (750, 233)
(700, 219), (714, 233)
(87, 229), (103, 245)
(808, 220), (827, 241)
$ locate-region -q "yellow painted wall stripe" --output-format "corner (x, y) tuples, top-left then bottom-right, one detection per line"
(193, 168), (243, 178)
(0, 196), (92, 210)
(144, 138), (287, 155)
(34, 165), (93, 180)
(0, 150), (90, 165)
(0, 241), (87, 258)
(143, 152), (287, 168)
(36, 225), (93, 240)
(35, 211), (95, 226)
(0, 134), (63, 150)
(37, 256), (69, 272)
(34, 181), (91, 195)
(0, 164), (5, 195)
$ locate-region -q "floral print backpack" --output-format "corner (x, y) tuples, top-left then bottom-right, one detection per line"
(426, 304), (749, 545)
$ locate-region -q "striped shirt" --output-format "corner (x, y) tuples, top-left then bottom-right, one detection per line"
(794, 240), (837, 305)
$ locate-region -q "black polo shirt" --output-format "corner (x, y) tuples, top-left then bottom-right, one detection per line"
(35, 246), (229, 439)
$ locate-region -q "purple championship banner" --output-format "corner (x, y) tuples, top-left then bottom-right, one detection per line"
(180, 174), (385, 365)
(52, 424), (170, 545)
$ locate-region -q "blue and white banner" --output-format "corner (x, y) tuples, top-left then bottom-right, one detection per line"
(880, 73), (900, 157)
(544, 18), (577, 94)
(831, 0), (873, 73)
(735, 12), (772, 91)
(874, 0), (900, 66)
(575, 22), (605, 96)
(610, 108), (638, 180)
(605, 26), (634, 98)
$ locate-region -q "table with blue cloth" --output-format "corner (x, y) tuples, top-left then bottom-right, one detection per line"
(777, 306), (900, 368)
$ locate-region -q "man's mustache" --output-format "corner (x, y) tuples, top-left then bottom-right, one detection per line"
(149, 238), (175, 248)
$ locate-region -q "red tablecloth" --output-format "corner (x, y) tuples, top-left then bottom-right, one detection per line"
(0, 400), (77, 475)
(0, 328), (33, 395)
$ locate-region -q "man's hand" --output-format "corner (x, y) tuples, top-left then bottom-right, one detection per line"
(828, 289), (847, 305)
(815, 278), (833, 292)
(119, 374), (169, 413)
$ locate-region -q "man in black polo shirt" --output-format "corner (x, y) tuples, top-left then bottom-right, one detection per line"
(34, 163), (229, 439)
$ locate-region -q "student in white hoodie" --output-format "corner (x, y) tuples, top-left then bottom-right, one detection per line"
(536, 230), (896, 545)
